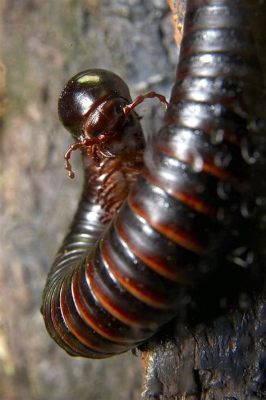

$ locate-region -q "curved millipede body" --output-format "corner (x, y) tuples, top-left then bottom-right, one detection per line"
(41, 1), (265, 358)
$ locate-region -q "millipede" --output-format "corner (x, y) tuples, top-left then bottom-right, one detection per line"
(41, 0), (265, 358)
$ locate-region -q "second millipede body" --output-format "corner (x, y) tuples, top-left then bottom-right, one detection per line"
(42, 0), (265, 358)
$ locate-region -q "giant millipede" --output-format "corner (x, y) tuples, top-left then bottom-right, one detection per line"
(41, 0), (264, 358)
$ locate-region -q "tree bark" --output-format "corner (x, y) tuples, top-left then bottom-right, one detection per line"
(0, 1), (178, 399)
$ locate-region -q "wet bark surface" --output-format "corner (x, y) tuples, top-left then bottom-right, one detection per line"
(142, 295), (266, 399)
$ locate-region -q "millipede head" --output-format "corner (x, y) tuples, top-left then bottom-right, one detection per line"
(58, 69), (167, 178)
(58, 69), (131, 142)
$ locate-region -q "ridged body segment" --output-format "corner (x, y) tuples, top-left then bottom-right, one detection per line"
(42, 1), (265, 358)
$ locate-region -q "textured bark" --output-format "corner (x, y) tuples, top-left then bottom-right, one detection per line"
(142, 295), (266, 399)
(0, 1), (178, 399)
(167, 0), (186, 46)
(3, 0), (265, 399)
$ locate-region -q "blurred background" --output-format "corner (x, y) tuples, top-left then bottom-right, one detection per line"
(0, 1), (184, 399)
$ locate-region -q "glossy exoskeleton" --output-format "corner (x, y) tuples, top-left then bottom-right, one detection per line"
(58, 69), (167, 178)
(42, 0), (264, 359)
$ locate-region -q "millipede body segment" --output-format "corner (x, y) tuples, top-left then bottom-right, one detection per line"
(42, 1), (264, 358)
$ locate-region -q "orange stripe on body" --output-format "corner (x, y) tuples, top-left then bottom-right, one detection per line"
(115, 217), (191, 284)
(100, 239), (174, 309)
(143, 169), (217, 218)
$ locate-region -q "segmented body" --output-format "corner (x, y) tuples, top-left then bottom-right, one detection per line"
(42, 1), (264, 358)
